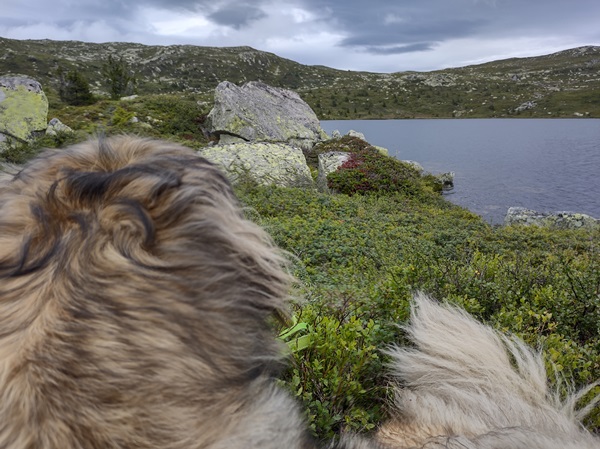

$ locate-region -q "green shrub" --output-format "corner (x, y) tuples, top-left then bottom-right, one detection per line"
(0, 132), (82, 164)
(237, 183), (600, 438)
(57, 68), (96, 106)
(326, 147), (431, 196)
(308, 136), (442, 197)
(136, 95), (207, 138)
(111, 106), (135, 127)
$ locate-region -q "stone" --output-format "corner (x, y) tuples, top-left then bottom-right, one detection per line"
(46, 117), (74, 136)
(199, 142), (313, 188)
(346, 129), (366, 141)
(0, 76), (48, 152)
(206, 81), (327, 151)
(434, 171), (455, 190)
(504, 207), (599, 229)
(514, 101), (536, 113)
(402, 160), (424, 173)
(331, 129), (342, 139)
(317, 151), (351, 191)
(373, 145), (389, 156)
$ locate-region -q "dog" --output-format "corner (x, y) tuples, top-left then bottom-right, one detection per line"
(0, 136), (598, 448)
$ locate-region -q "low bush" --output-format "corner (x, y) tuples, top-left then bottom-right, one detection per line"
(237, 183), (600, 439)
(308, 136), (442, 196)
(0, 131), (82, 164)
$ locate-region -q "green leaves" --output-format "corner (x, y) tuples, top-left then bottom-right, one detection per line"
(102, 55), (137, 100)
(278, 315), (312, 353)
(238, 182), (600, 438)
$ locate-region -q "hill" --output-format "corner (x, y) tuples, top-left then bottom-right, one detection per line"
(1, 37), (599, 118)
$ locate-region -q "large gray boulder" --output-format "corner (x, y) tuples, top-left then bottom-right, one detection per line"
(0, 76), (48, 152)
(199, 142), (313, 188)
(206, 81), (327, 151)
(505, 207), (599, 229)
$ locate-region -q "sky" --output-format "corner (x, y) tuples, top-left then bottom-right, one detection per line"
(1, 0), (600, 73)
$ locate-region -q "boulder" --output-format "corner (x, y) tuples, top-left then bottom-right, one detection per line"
(434, 171), (455, 190)
(373, 145), (389, 156)
(402, 160), (424, 173)
(346, 130), (366, 140)
(504, 207), (599, 229)
(0, 76), (48, 152)
(514, 101), (536, 113)
(206, 81), (327, 151)
(46, 118), (74, 136)
(199, 142), (313, 188)
(317, 151), (351, 191)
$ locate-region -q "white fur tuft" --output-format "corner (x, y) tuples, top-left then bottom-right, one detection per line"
(377, 293), (600, 449)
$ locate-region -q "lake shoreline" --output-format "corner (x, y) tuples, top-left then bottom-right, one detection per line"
(321, 119), (600, 225)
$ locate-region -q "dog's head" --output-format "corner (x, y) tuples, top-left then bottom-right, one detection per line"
(0, 136), (292, 391)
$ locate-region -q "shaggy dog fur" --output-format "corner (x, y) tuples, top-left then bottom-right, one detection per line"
(0, 136), (598, 449)
(378, 294), (600, 449)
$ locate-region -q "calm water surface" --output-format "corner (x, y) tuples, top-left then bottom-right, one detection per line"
(321, 119), (600, 225)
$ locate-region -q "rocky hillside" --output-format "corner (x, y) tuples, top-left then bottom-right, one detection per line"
(1, 37), (599, 119)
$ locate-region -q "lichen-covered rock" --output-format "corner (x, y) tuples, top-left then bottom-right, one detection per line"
(199, 142), (313, 188)
(402, 160), (424, 173)
(504, 207), (599, 229)
(206, 81), (327, 151)
(346, 130), (366, 140)
(317, 151), (351, 191)
(434, 171), (455, 190)
(373, 145), (389, 156)
(46, 117), (74, 136)
(0, 76), (48, 152)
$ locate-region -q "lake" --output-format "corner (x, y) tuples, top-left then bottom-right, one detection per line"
(320, 119), (600, 225)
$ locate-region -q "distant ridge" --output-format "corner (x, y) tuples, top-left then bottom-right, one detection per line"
(1, 37), (598, 118)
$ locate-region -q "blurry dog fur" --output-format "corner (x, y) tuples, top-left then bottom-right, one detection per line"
(0, 136), (598, 448)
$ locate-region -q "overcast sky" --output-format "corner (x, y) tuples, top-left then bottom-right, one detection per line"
(2, 0), (599, 73)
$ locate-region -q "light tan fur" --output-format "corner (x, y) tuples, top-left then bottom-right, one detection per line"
(378, 294), (600, 449)
(0, 136), (598, 449)
(0, 136), (318, 449)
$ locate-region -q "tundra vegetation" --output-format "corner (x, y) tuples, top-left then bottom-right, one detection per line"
(1, 68), (600, 441)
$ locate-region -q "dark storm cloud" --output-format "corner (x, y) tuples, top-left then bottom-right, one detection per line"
(208, 4), (267, 29)
(363, 43), (435, 55)
(295, 0), (600, 55)
(339, 18), (485, 48)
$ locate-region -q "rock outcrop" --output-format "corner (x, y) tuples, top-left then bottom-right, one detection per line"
(504, 207), (599, 229)
(317, 151), (351, 190)
(206, 81), (327, 150)
(346, 129), (366, 141)
(0, 76), (48, 152)
(199, 142), (313, 188)
(46, 117), (74, 136)
(200, 81), (319, 187)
